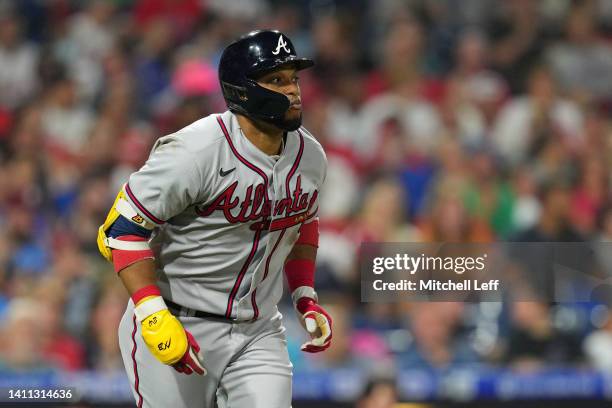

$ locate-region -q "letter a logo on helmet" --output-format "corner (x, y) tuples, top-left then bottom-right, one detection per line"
(272, 35), (291, 55)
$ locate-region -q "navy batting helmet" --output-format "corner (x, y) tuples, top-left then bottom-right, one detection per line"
(218, 30), (314, 129)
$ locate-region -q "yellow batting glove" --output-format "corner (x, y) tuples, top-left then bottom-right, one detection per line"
(134, 295), (205, 375)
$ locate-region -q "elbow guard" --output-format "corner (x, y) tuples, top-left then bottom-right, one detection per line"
(97, 186), (155, 263)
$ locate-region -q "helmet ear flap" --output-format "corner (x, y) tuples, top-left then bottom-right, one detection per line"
(221, 78), (289, 122)
(221, 81), (248, 102)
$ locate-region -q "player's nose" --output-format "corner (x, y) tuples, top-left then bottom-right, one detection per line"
(284, 83), (299, 97)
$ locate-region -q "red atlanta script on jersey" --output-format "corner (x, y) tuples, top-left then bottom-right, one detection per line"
(196, 175), (317, 227)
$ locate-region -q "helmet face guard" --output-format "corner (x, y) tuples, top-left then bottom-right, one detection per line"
(218, 30), (314, 129)
(220, 78), (290, 123)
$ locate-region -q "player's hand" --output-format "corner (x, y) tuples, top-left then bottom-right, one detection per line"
(171, 330), (206, 375)
(296, 297), (332, 353)
(135, 297), (206, 375)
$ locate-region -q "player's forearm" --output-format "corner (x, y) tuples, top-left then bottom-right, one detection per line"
(287, 228), (332, 353)
(285, 243), (318, 302)
(285, 219), (320, 301)
(118, 258), (158, 297)
(286, 243), (317, 262)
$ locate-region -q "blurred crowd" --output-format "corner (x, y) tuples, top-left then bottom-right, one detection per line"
(0, 0), (611, 393)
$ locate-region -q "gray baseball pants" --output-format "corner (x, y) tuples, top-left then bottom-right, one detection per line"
(118, 301), (293, 408)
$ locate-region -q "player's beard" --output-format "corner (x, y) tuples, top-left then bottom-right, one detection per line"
(277, 112), (302, 131)
(249, 101), (303, 131)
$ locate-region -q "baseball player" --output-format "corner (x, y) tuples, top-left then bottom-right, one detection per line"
(97, 30), (332, 407)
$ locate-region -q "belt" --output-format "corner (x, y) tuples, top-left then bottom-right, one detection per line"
(165, 299), (232, 320)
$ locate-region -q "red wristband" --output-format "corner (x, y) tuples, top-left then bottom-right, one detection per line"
(131, 285), (161, 305)
(284, 259), (315, 292)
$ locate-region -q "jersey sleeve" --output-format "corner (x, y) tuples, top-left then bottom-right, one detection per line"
(123, 135), (203, 225)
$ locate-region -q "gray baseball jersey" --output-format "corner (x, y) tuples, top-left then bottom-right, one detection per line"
(122, 110), (326, 320)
